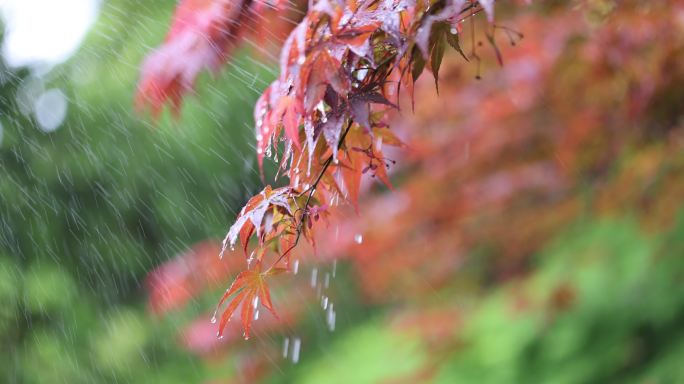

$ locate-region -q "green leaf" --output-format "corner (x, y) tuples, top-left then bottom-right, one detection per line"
(430, 30), (446, 93)
(446, 32), (469, 62)
(411, 47), (426, 83)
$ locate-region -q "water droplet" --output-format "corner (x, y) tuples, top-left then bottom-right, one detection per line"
(210, 315), (217, 324)
(293, 259), (299, 274)
(354, 234), (363, 244)
(297, 55), (306, 65)
(322, 295), (328, 310)
(450, 27), (458, 34)
(254, 309), (259, 320)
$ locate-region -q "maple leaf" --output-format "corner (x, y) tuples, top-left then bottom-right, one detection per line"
(301, 50), (350, 112)
(214, 264), (282, 340)
(220, 186), (296, 259)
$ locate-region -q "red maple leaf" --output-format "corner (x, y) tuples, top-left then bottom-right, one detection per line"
(214, 264), (283, 339)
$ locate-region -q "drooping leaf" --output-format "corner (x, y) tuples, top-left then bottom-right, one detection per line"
(215, 265), (280, 339)
(412, 48), (426, 83)
(446, 32), (470, 62)
(430, 29), (447, 93)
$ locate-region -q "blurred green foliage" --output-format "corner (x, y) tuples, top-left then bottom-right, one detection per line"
(286, 216), (684, 384)
(0, 0), (273, 382)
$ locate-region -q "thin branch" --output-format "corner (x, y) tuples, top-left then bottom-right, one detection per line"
(265, 119), (354, 273)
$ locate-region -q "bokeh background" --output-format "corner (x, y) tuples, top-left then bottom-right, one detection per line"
(1, 1), (683, 383)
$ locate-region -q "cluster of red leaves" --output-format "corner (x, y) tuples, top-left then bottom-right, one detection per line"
(223, 0), (498, 339)
(138, 0), (499, 340)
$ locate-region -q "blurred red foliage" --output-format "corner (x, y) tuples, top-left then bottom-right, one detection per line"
(135, 0), (302, 116)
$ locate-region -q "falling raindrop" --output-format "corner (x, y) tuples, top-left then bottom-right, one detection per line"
(283, 337), (290, 358)
(293, 259), (299, 274)
(324, 272), (330, 289)
(326, 303), (336, 331)
(291, 337), (301, 363)
(310, 267), (318, 287)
